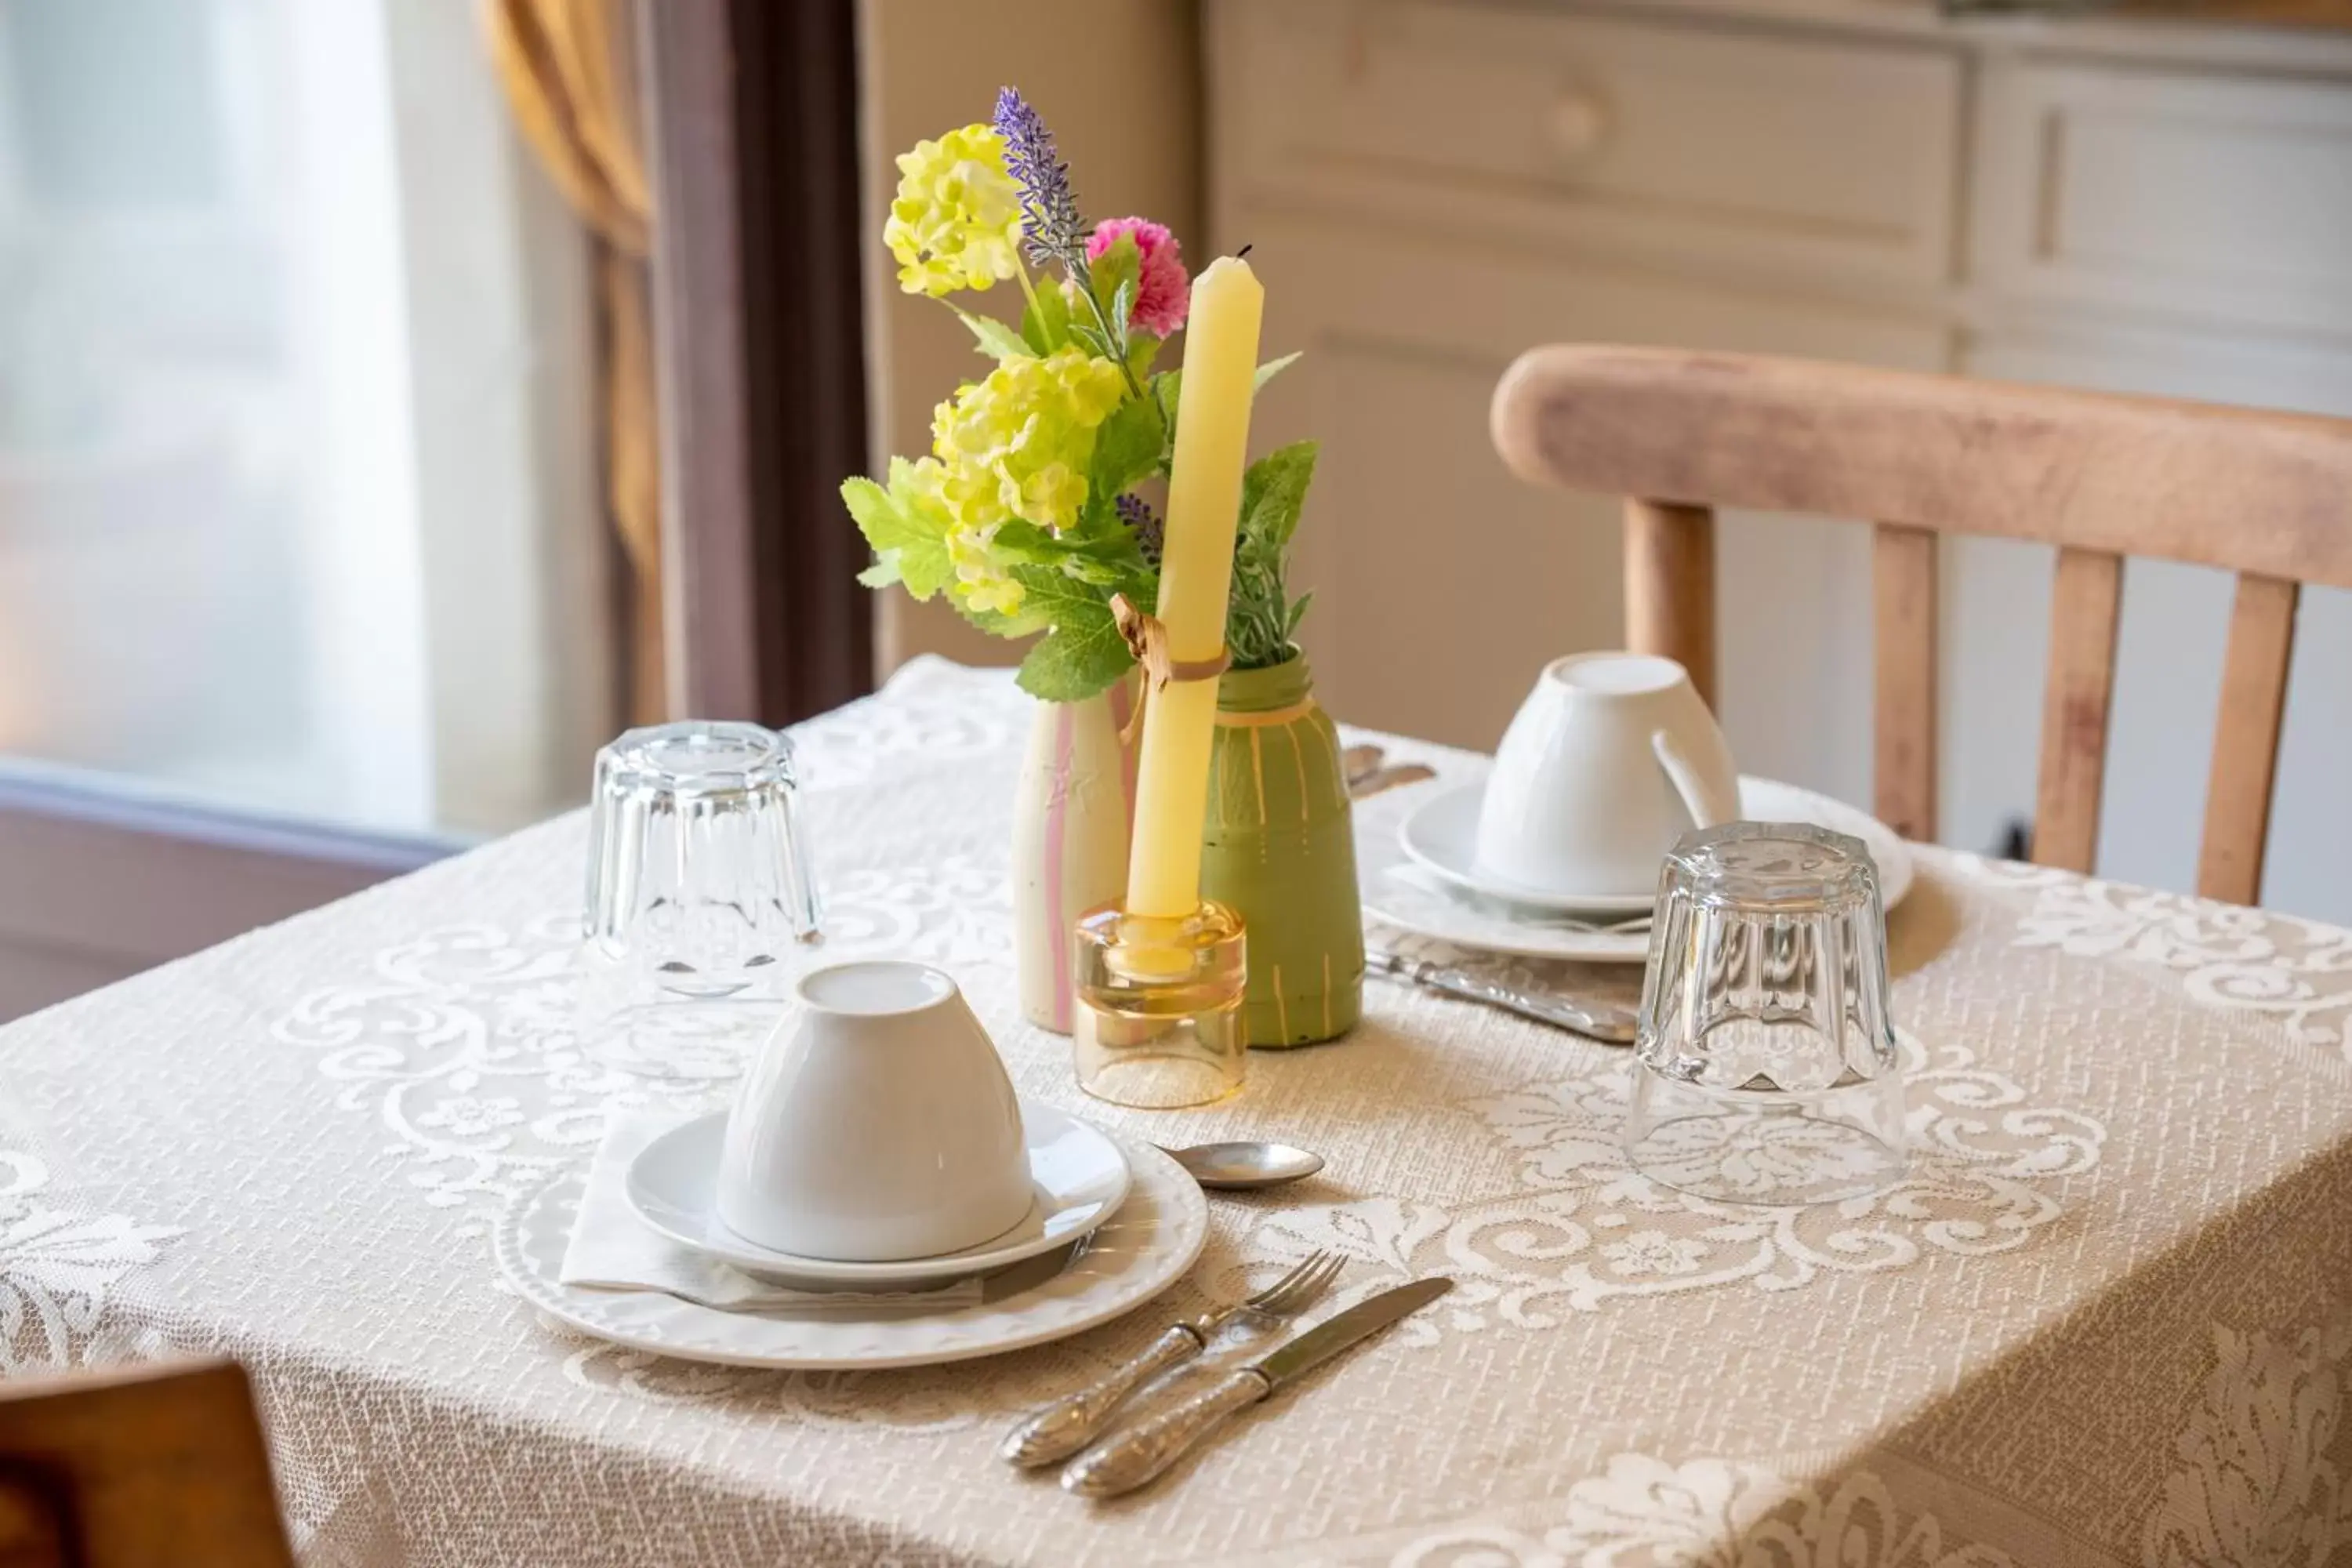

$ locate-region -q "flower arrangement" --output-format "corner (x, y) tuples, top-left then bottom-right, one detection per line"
(843, 89), (1313, 701)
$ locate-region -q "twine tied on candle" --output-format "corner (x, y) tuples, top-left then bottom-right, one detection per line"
(1110, 593), (1231, 746)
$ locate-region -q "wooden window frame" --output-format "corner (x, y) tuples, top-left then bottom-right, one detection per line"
(641, 0), (874, 726)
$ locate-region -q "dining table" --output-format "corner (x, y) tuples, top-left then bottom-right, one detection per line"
(3, 655), (2349, 1566)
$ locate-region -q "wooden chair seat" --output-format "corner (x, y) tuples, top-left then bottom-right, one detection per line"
(1490, 344), (2352, 906)
(0, 1359), (293, 1567)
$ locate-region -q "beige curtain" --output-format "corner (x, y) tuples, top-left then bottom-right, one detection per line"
(486, 0), (666, 724)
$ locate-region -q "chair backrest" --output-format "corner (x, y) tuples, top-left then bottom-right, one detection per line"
(0, 1359), (294, 1568)
(1490, 344), (2352, 906)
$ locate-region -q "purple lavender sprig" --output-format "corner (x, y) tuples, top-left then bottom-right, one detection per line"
(993, 87), (1087, 271)
(1116, 492), (1163, 568)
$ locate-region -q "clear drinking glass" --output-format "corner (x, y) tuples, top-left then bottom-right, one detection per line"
(578, 721), (822, 1076)
(1070, 902), (1248, 1109)
(1624, 822), (1906, 1204)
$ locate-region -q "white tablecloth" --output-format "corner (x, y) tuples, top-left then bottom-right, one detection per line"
(3, 659), (2350, 1566)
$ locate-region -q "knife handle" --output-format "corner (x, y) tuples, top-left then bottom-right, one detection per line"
(1060, 1368), (1270, 1497)
(999, 1324), (1204, 1468)
(1406, 959), (1641, 1044)
(1432, 965), (1602, 1029)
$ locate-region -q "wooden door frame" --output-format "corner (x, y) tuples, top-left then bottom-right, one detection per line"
(640, 0), (874, 727)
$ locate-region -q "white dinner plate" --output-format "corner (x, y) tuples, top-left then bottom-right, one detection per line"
(625, 1099), (1130, 1290)
(494, 1132), (1207, 1371)
(1362, 774), (1915, 964)
(1365, 863), (1656, 964)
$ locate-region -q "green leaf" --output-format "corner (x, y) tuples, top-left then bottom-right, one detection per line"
(1254, 351), (1301, 393)
(1152, 369), (1182, 436)
(1088, 394), (1168, 501)
(1224, 441), (1319, 668)
(1111, 279), (1137, 345)
(1021, 281), (1072, 354)
(954, 307), (1033, 361)
(985, 520), (1062, 564)
(856, 558), (900, 589)
(1126, 332), (1163, 380)
(840, 465), (953, 599)
(1069, 321), (1116, 362)
(1008, 566), (1136, 702)
(1239, 440), (1319, 556)
(840, 475), (901, 543)
(1038, 500), (1156, 599)
(1284, 590), (1314, 638)
(1089, 234), (1142, 334)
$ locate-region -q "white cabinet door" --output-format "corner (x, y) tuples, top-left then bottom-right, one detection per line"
(1218, 0), (1963, 295)
(1959, 328), (2352, 922)
(1242, 218), (1947, 808)
(1974, 58), (2352, 339)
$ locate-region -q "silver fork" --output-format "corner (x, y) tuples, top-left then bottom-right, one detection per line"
(997, 1250), (1345, 1467)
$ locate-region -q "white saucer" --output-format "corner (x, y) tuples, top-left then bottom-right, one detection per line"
(1364, 775), (1915, 964)
(495, 1132), (1207, 1371)
(625, 1100), (1131, 1289)
(1399, 786), (1654, 914)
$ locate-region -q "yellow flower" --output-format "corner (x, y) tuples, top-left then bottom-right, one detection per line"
(1048, 350), (1127, 427)
(949, 529), (1025, 616)
(884, 125), (1023, 297)
(929, 349), (1127, 535)
(1018, 463), (1087, 528)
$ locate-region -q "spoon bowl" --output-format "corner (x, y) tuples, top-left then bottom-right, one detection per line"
(1163, 1141), (1325, 1191)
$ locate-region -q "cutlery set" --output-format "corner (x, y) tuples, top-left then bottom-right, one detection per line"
(1001, 1250), (1451, 1497)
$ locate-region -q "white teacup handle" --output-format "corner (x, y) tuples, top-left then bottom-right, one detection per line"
(1651, 730), (1740, 830)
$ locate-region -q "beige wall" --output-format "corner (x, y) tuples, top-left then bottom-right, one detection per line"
(857, 0), (1203, 674)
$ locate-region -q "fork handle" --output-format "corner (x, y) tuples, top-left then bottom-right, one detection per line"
(1060, 1368), (1269, 1497)
(998, 1324), (1205, 1467)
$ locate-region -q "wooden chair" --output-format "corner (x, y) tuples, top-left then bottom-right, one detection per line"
(0, 1359), (294, 1567)
(1490, 344), (2352, 906)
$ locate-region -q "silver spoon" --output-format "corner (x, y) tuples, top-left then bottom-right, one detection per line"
(1161, 1142), (1326, 1190)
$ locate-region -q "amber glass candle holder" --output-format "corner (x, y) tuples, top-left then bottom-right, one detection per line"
(1071, 901), (1247, 1109)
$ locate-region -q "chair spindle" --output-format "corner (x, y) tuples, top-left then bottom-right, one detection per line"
(1872, 522), (1940, 843)
(1624, 498), (1717, 710)
(2034, 547), (2125, 873)
(2196, 573), (2299, 906)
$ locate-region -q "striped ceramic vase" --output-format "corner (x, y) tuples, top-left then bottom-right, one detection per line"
(1200, 653), (1364, 1046)
(1010, 673), (1138, 1034)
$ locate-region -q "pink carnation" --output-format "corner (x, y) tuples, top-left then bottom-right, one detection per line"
(1086, 217), (1189, 337)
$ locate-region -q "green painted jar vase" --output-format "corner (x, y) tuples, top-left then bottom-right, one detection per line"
(1199, 652), (1363, 1047)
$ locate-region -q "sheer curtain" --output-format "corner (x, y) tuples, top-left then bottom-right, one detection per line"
(488, 0), (665, 725)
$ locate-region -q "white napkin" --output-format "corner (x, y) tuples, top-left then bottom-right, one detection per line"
(559, 1111), (984, 1314)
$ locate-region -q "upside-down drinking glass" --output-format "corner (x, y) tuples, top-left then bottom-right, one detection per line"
(578, 721), (822, 1076)
(1624, 822), (1906, 1205)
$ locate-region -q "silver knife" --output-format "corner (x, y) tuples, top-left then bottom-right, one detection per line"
(1060, 1276), (1453, 1497)
(1365, 949), (1640, 1044)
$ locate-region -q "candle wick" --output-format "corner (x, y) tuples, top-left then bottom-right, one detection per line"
(1236, 244), (1254, 260)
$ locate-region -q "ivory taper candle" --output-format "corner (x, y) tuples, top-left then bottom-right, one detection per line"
(1124, 256), (1265, 919)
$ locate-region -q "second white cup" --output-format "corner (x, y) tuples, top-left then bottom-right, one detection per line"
(717, 960), (1033, 1262)
(1475, 652), (1740, 899)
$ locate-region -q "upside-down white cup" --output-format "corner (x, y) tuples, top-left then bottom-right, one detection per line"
(717, 960), (1033, 1261)
(1475, 652), (1741, 899)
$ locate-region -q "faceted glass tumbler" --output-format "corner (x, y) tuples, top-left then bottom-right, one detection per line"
(578, 721), (822, 1076)
(1624, 822), (1906, 1205)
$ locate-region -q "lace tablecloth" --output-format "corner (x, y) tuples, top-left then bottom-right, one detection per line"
(3, 659), (2349, 1566)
